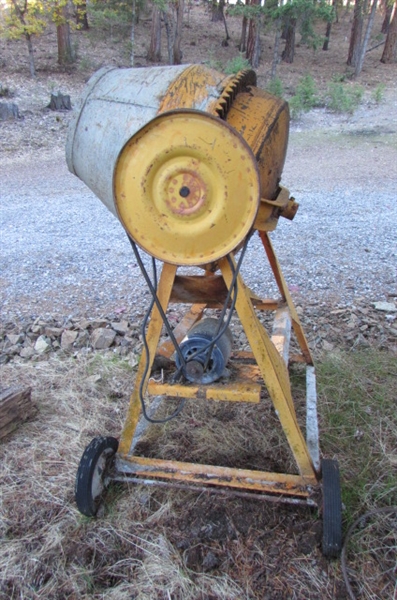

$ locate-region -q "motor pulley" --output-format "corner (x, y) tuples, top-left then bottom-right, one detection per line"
(175, 318), (233, 384)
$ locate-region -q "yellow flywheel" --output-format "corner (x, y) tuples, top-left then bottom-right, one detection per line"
(113, 110), (260, 266)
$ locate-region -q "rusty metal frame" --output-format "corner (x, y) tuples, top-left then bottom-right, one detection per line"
(116, 233), (321, 503)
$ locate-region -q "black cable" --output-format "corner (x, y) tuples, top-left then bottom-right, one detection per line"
(341, 506), (397, 600)
(202, 237), (249, 370)
(128, 236), (186, 366)
(128, 236), (186, 423)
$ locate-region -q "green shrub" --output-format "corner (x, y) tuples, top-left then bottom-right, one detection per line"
(0, 84), (12, 98)
(289, 74), (320, 118)
(223, 54), (251, 75)
(265, 77), (284, 98)
(372, 83), (386, 104)
(325, 81), (364, 113)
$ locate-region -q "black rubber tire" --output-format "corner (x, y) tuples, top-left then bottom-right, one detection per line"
(75, 436), (118, 517)
(322, 458), (343, 558)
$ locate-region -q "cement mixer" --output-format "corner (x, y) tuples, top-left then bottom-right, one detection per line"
(68, 65), (342, 557)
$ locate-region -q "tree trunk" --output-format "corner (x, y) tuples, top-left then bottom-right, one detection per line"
(25, 32), (36, 77)
(0, 387), (36, 440)
(212, 0), (224, 22)
(251, 17), (261, 67)
(10, 1), (36, 77)
(57, 22), (74, 65)
(354, 0), (378, 76)
(163, 9), (175, 65)
(147, 7), (162, 62)
(240, 15), (248, 52)
(221, 0), (230, 43)
(381, 1), (394, 32)
(381, 1), (397, 62)
(48, 92), (72, 110)
(246, 0), (261, 63)
(282, 18), (297, 63)
(323, 21), (332, 50)
(173, 0), (184, 64)
(344, 0), (352, 17)
(323, 0), (337, 50)
(347, 0), (364, 66)
(57, 4), (74, 66)
(270, 19), (282, 79)
(131, 0), (136, 66)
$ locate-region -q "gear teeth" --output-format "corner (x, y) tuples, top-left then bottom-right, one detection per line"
(213, 69), (257, 120)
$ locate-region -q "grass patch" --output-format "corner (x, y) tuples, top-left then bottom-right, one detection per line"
(0, 344), (395, 598)
(317, 348), (397, 523)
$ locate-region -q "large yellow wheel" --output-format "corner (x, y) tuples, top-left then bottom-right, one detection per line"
(114, 110), (260, 266)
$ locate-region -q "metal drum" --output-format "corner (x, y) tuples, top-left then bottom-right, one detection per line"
(66, 64), (290, 266)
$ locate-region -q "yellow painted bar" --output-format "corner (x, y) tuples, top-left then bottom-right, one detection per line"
(117, 455), (316, 495)
(219, 256), (317, 479)
(260, 232), (313, 365)
(147, 379), (261, 403)
(118, 263), (178, 455)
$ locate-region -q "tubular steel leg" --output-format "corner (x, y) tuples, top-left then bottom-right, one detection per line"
(118, 263), (178, 455)
(259, 231), (313, 365)
(219, 256), (317, 481)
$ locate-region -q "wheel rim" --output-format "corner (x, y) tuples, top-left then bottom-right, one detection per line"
(91, 447), (115, 505)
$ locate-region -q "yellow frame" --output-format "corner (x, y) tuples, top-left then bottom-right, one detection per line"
(117, 232), (320, 501)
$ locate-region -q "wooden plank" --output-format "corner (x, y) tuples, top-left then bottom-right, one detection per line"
(306, 366), (320, 472)
(0, 386), (36, 439)
(169, 275), (279, 310)
(156, 303), (206, 358)
(271, 307), (292, 366)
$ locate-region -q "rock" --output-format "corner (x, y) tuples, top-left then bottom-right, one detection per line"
(373, 301), (397, 312)
(91, 328), (116, 350)
(129, 353), (139, 368)
(76, 318), (91, 330)
(74, 331), (89, 348)
(44, 326), (63, 338)
(5, 344), (20, 355)
(34, 336), (51, 354)
(61, 329), (78, 350)
(90, 319), (109, 330)
(6, 333), (24, 345)
(322, 340), (334, 351)
(0, 102), (20, 120)
(87, 375), (101, 385)
(111, 320), (129, 335)
(202, 551), (220, 571)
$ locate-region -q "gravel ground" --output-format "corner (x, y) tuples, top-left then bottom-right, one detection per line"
(1, 88), (397, 326)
